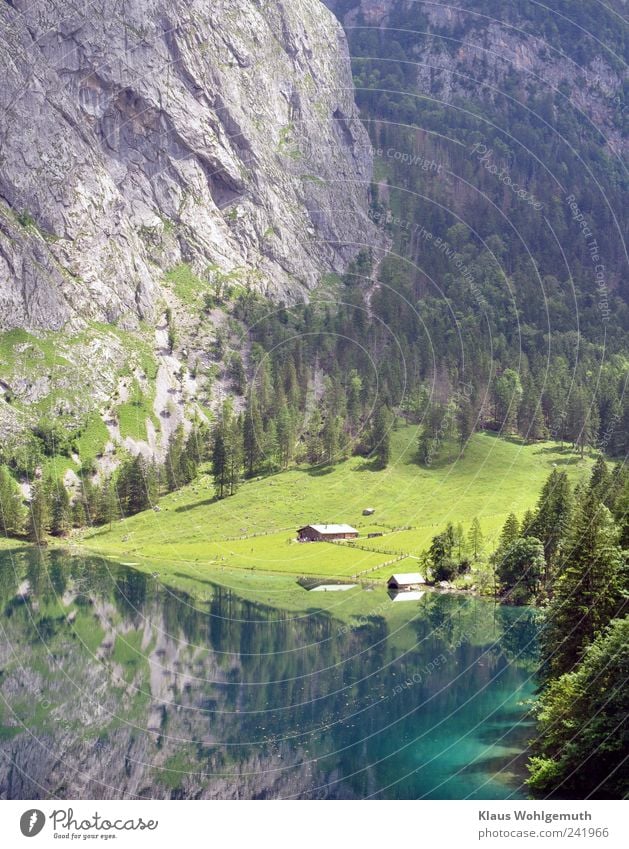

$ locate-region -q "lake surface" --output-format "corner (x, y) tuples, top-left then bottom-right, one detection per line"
(0, 548), (541, 799)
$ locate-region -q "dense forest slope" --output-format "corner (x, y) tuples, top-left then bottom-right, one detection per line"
(319, 0), (628, 457)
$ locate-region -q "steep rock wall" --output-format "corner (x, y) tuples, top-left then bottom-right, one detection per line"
(0, 0), (375, 331)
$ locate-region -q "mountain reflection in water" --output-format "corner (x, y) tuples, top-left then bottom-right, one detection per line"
(0, 548), (540, 799)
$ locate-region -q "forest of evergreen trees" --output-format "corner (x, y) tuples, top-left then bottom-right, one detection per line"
(422, 458), (628, 797)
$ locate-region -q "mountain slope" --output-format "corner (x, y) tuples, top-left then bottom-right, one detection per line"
(0, 0), (375, 332)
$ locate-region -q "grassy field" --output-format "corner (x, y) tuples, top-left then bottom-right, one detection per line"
(81, 427), (595, 584)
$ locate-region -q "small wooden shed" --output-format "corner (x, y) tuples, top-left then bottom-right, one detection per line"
(387, 573), (426, 590)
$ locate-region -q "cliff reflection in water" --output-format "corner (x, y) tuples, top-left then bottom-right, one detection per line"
(0, 549), (540, 799)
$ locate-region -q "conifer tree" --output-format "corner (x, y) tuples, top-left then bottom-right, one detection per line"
(0, 465), (24, 536)
(530, 469), (573, 580)
(468, 517), (484, 560)
(496, 537), (545, 603)
(212, 429), (228, 499)
(27, 478), (51, 543)
(457, 397), (474, 451)
(305, 408), (323, 465)
(542, 494), (626, 679)
(370, 405), (392, 469)
(588, 455), (611, 503)
(243, 399), (264, 477)
(499, 513), (520, 549)
(50, 479), (71, 536)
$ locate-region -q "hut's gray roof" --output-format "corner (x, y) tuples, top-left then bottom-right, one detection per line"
(388, 573), (425, 584)
(300, 524), (358, 534)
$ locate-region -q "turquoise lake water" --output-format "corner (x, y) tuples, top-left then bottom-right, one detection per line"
(0, 548), (540, 799)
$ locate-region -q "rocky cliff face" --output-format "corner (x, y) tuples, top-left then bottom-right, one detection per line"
(324, 0), (627, 156)
(0, 0), (375, 332)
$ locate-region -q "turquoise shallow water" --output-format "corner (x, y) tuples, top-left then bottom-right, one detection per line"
(0, 548), (540, 799)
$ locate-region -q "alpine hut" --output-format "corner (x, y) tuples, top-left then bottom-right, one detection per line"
(297, 524), (358, 542)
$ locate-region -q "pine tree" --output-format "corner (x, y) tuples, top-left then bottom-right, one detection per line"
(276, 406), (294, 469)
(370, 405), (392, 469)
(165, 426), (185, 492)
(261, 419), (277, 471)
(566, 387), (598, 457)
(243, 399), (264, 477)
(72, 498), (87, 529)
(497, 537), (545, 603)
(117, 455), (152, 516)
(543, 495), (626, 679)
(468, 517), (484, 560)
(588, 456), (611, 503)
(457, 397), (474, 451)
(530, 469), (573, 581)
(518, 374), (546, 441)
(212, 429), (228, 499)
(347, 371), (363, 434)
(520, 509), (536, 537)
(491, 513), (520, 585)
(212, 404), (242, 498)
(226, 415), (243, 496)
(322, 413), (341, 465)
(494, 369), (522, 433)
(417, 403), (443, 466)
(0, 465), (24, 536)
(97, 476), (119, 528)
(27, 478), (51, 543)
(499, 513), (520, 549)
(50, 480), (71, 536)
(305, 408), (323, 465)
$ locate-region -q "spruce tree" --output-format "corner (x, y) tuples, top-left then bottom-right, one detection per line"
(457, 398), (474, 451)
(27, 478), (51, 543)
(370, 405), (392, 469)
(468, 517), (483, 560)
(531, 469), (573, 581)
(543, 495), (626, 679)
(588, 456), (611, 503)
(243, 400), (264, 477)
(212, 429), (228, 498)
(529, 618), (629, 798)
(497, 537), (545, 604)
(50, 480), (71, 536)
(499, 513), (520, 549)
(0, 465), (24, 536)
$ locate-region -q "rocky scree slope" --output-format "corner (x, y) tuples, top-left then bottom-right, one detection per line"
(0, 0), (375, 333)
